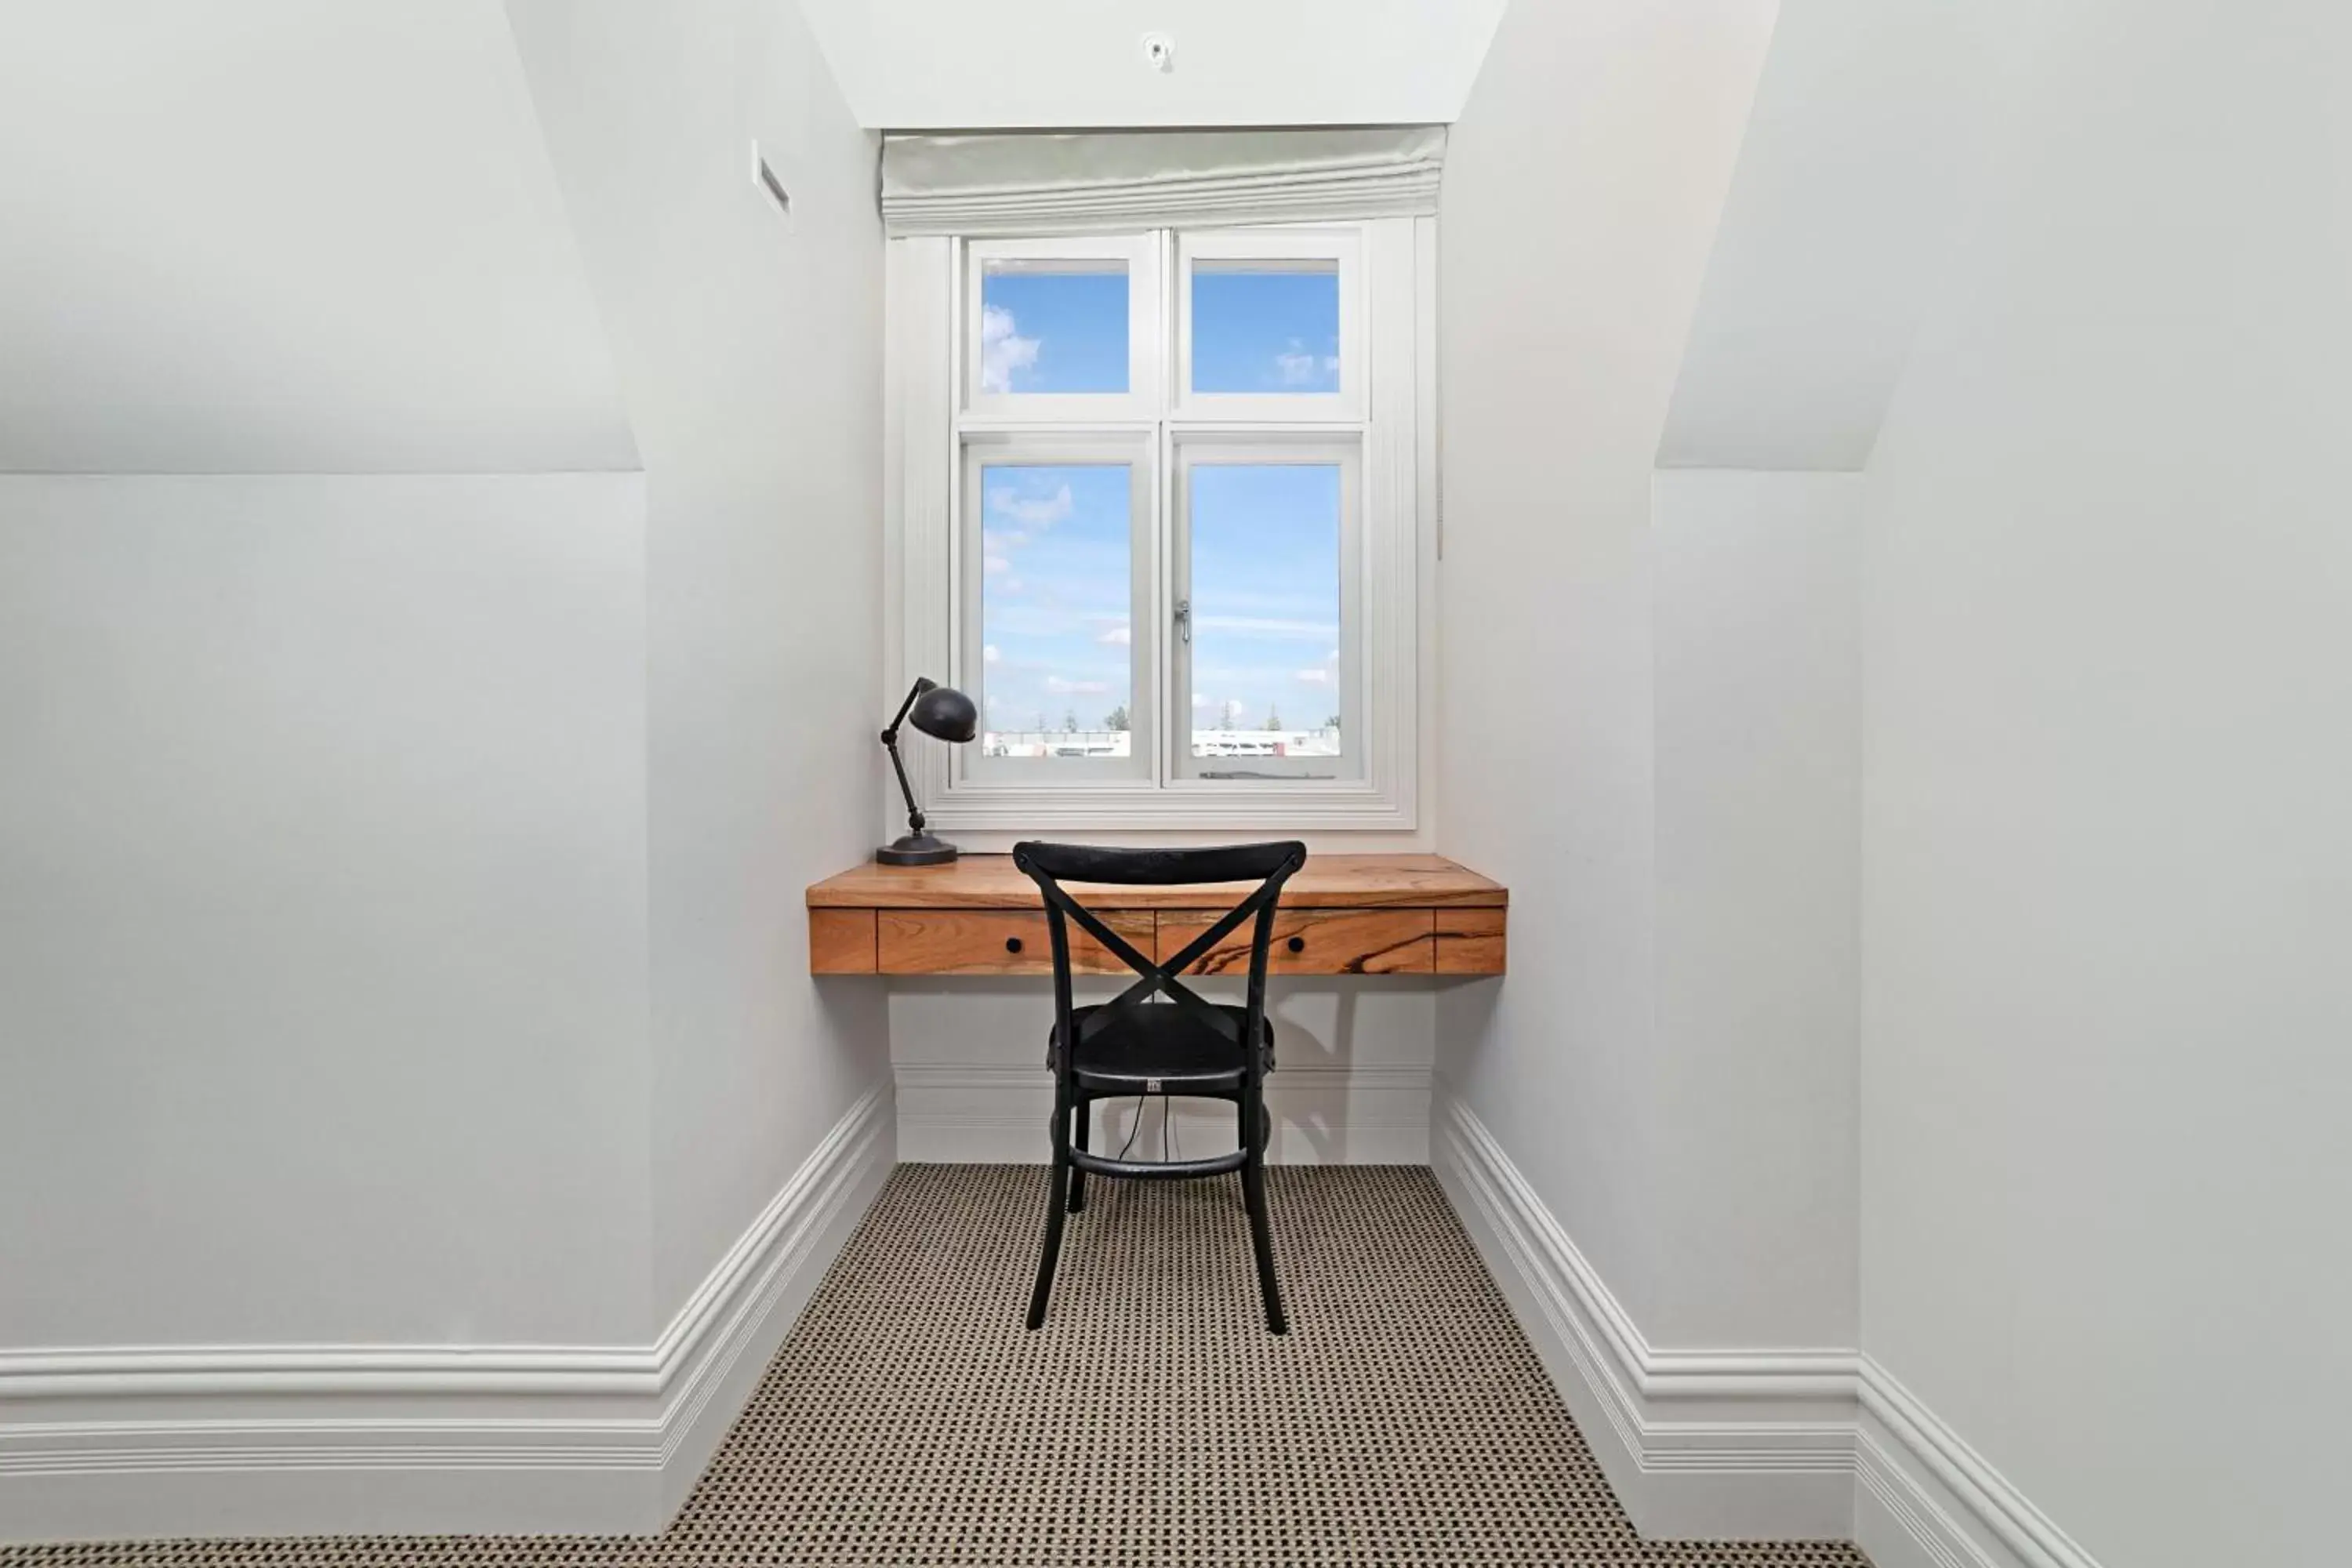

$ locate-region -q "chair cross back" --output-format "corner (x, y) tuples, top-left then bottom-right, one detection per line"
(1030, 869), (1285, 1047)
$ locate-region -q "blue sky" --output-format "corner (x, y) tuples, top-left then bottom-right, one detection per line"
(1185, 463), (1341, 734)
(979, 271), (1127, 393)
(979, 461), (1340, 737)
(979, 464), (1135, 732)
(1192, 270), (1340, 393)
(979, 265), (1341, 396)
(975, 265), (1345, 739)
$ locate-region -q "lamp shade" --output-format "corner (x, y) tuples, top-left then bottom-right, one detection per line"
(908, 683), (978, 744)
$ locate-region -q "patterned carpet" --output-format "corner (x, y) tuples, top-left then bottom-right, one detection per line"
(2, 1166), (1867, 1567)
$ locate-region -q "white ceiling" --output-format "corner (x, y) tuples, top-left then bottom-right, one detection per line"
(795, 0), (1508, 129)
(1658, 0), (1998, 470)
(0, 1), (634, 474)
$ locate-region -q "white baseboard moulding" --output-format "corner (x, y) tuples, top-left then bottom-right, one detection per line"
(894, 1062), (1432, 1165)
(1433, 1087), (2104, 1568)
(0, 1083), (896, 1544)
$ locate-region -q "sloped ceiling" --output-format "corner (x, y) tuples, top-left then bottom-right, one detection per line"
(795, 0), (1508, 129)
(0, 1), (634, 473)
(1658, 0), (1998, 470)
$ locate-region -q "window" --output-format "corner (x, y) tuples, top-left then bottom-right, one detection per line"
(964, 441), (1152, 778)
(965, 236), (1157, 419)
(1177, 230), (1359, 419)
(1173, 442), (1356, 780)
(893, 218), (1427, 833)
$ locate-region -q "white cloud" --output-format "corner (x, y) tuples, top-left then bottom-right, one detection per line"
(986, 483), (1074, 529)
(979, 304), (1040, 394)
(982, 528), (1027, 551)
(1272, 338), (1341, 387)
(1098, 623), (1131, 646)
(1295, 667), (1333, 685)
(983, 644), (1000, 664)
(1044, 675), (1109, 696)
(983, 554), (1012, 575)
(1192, 693), (1215, 709)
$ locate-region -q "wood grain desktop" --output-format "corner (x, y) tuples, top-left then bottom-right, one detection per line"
(804, 855), (1507, 976)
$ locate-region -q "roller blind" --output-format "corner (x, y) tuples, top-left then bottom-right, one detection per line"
(880, 126), (1446, 237)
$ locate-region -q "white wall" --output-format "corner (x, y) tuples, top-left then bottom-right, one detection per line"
(0, 473), (652, 1348)
(796, 0), (1505, 129)
(1857, 3), (2352, 1565)
(1446, 4), (2351, 1559)
(0, 2), (633, 474)
(1650, 470), (1860, 1348)
(1, 2), (892, 1537)
(1436, 0), (1777, 1334)
(1656, 0), (1991, 471)
(504, 0), (892, 1321)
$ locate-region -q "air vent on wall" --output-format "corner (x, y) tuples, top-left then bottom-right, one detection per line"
(751, 141), (791, 220)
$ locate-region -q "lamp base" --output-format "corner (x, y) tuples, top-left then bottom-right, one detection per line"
(877, 833), (959, 867)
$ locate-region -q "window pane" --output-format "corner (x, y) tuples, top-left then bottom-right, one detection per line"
(1191, 261), (1340, 394)
(1187, 463), (1342, 760)
(979, 261), (1128, 394)
(978, 464), (1134, 759)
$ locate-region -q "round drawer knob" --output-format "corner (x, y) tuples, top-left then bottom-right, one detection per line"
(1286, 935), (1306, 954)
(1004, 936), (1024, 954)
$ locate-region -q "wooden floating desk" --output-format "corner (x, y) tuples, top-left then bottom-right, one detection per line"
(806, 854), (1508, 977)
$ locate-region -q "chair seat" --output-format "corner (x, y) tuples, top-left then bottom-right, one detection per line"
(1051, 1003), (1275, 1093)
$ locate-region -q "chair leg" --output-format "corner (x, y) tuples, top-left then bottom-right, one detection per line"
(1240, 1096), (1287, 1334)
(1068, 1095), (1089, 1214)
(1028, 1106), (1073, 1331)
(1029, 1156), (1070, 1330)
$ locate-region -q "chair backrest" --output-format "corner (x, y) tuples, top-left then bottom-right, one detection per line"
(1011, 841), (1308, 1071)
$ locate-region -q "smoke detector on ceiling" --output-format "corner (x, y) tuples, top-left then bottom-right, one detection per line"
(1140, 33), (1175, 73)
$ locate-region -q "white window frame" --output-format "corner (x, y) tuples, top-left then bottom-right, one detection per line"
(1174, 228), (1363, 423)
(889, 216), (1428, 834)
(964, 234), (1160, 422)
(1170, 434), (1363, 782)
(960, 431), (1158, 786)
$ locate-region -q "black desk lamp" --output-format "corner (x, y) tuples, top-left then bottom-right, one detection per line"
(878, 677), (978, 866)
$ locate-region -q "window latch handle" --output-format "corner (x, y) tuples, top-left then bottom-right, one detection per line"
(1174, 597), (1190, 644)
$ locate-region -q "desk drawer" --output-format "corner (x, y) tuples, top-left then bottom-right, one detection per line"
(876, 909), (1153, 975)
(1434, 906), (1508, 975)
(1157, 908), (1435, 976)
(809, 909), (878, 974)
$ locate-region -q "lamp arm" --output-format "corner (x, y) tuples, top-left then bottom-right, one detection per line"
(880, 678), (938, 838)
(884, 731), (924, 837)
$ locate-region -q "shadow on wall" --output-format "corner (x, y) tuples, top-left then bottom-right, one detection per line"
(1112, 979), (1370, 1163)
(881, 975), (1444, 1165)
(1431, 973), (1503, 1098)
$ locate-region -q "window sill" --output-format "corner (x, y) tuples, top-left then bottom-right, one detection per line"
(917, 780), (1416, 836)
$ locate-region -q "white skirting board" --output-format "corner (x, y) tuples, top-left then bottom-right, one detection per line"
(1432, 1089), (2103, 1568)
(895, 1063), (1431, 1165)
(0, 1083), (895, 1544)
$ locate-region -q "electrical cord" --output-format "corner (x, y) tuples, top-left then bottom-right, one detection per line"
(1109, 1094), (1181, 1166)
(1115, 1093), (1149, 1160)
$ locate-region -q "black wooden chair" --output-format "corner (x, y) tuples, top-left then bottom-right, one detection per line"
(1011, 840), (1308, 1334)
